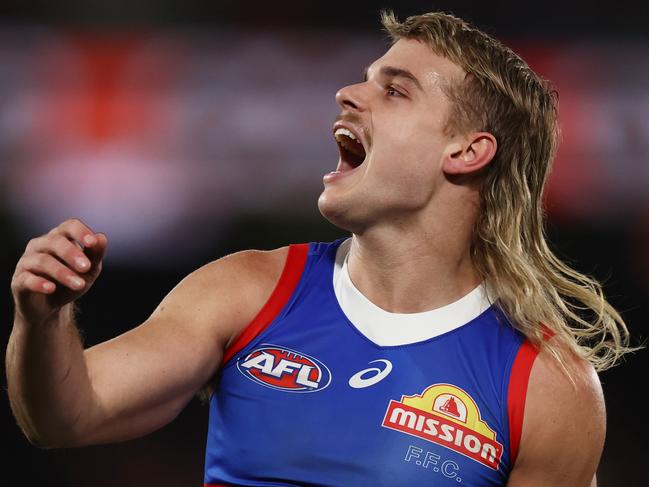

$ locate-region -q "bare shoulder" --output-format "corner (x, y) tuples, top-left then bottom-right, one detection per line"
(188, 246), (289, 300)
(75, 246), (290, 445)
(86, 245), (290, 373)
(151, 246), (290, 346)
(508, 341), (605, 486)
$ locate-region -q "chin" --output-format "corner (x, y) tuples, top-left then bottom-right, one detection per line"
(317, 190), (367, 234)
(317, 190), (346, 228)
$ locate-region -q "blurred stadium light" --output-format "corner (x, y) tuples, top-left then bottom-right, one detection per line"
(0, 28), (647, 267)
(0, 3), (647, 486)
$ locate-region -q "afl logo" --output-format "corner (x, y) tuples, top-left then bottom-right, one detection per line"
(237, 344), (332, 393)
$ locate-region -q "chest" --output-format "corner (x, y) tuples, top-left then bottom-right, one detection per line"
(206, 312), (516, 486)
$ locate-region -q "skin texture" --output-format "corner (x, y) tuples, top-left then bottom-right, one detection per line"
(6, 218), (286, 447)
(6, 37), (605, 486)
(319, 39), (497, 313)
(507, 344), (605, 487)
(319, 38), (605, 485)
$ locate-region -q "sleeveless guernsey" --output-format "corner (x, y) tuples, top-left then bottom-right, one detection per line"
(204, 238), (540, 486)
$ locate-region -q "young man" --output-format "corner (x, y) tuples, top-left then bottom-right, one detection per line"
(7, 11), (632, 487)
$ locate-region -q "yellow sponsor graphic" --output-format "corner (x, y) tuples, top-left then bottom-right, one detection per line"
(402, 383), (497, 440)
(382, 383), (503, 470)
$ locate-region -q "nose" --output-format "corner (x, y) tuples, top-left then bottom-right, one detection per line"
(335, 82), (367, 112)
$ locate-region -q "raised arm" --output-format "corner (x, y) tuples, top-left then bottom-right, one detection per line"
(6, 218), (287, 448)
(507, 343), (606, 486)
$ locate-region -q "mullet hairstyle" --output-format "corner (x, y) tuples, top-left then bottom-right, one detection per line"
(381, 10), (635, 373)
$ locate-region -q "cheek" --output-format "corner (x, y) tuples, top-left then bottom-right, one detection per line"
(367, 153), (438, 209)
(393, 161), (436, 197)
(372, 133), (440, 185)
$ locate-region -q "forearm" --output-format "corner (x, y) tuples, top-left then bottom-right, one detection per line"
(6, 303), (95, 448)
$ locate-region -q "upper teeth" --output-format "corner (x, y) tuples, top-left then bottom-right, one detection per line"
(334, 126), (366, 160)
(334, 127), (358, 142)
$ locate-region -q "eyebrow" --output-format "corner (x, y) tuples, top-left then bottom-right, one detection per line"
(362, 65), (424, 92)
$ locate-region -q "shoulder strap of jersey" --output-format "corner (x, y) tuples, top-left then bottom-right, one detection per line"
(221, 243), (309, 364)
(507, 327), (555, 466)
(507, 338), (539, 466)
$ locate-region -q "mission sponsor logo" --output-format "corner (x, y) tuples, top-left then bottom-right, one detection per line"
(237, 344), (331, 393)
(382, 383), (503, 470)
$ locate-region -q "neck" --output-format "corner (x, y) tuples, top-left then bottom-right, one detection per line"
(346, 200), (481, 313)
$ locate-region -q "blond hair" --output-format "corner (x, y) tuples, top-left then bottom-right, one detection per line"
(381, 10), (635, 372)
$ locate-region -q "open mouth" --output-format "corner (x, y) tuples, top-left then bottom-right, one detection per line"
(334, 127), (367, 171)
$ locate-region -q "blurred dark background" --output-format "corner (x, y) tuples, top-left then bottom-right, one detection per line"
(1, 1), (647, 486)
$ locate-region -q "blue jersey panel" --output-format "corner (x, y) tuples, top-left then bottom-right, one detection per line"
(205, 239), (525, 486)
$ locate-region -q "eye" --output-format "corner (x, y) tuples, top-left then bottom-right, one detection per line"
(385, 85), (405, 97)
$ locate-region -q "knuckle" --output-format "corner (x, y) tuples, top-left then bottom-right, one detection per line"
(44, 234), (62, 251)
(20, 273), (34, 287)
(62, 217), (93, 239)
(52, 233), (71, 249)
(58, 218), (76, 231)
(69, 217), (87, 230)
(25, 275), (44, 292)
(25, 237), (40, 251)
(10, 273), (21, 290)
(50, 237), (73, 262)
(33, 253), (49, 269)
(13, 272), (31, 292)
(55, 266), (75, 283)
(49, 225), (63, 237)
(55, 270), (70, 283)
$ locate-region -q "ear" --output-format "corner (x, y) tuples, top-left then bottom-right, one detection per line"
(442, 132), (497, 175)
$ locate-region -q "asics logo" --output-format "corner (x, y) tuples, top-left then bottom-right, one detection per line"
(348, 359), (393, 389)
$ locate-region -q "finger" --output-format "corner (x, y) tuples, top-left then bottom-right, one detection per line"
(21, 253), (87, 291)
(83, 232), (108, 265)
(54, 218), (97, 248)
(28, 233), (92, 274)
(15, 271), (57, 294)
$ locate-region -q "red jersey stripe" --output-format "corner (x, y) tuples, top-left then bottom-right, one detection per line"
(506, 338), (540, 466)
(221, 243), (309, 365)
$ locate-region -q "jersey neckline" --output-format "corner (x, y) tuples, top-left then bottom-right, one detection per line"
(331, 238), (494, 347)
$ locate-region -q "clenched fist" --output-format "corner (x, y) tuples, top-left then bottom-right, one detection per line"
(11, 218), (108, 325)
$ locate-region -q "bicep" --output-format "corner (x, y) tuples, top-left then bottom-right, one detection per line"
(78, 248), (287, 445)
(80, 288), (225, 444)
(81, 315), (222, 444)
(507, 348), (605, 487)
